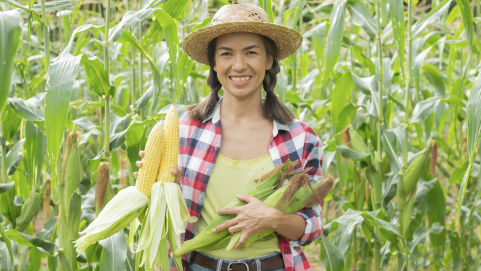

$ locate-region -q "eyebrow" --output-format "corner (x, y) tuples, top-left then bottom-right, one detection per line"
(217, 45), (261, 51)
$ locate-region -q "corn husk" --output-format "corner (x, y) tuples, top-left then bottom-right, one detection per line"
(137, 182), (196, 269)
(227, 175), (334, 250)
(74, 187), (148, 255)
(173, 160), (293, 256)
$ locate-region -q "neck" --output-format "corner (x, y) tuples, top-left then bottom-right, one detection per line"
(220, 91), (264, 122)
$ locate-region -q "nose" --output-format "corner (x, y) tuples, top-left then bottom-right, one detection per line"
(232, 54), (247, 71)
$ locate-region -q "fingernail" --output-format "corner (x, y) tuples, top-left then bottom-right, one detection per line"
(212, 229), (216, 233)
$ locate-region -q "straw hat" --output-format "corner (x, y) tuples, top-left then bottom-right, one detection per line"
(182, 3), (303, 65)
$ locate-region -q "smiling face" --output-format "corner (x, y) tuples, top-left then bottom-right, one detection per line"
(213, 32), (273, 99)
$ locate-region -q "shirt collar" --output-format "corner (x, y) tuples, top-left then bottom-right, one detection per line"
(202, 96), (291, 135)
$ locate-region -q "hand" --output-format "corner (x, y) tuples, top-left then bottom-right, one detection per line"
(212, 194), (280, 250)
(133, 150), (183, 185)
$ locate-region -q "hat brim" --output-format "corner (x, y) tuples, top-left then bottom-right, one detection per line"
(182, 21), (303, 65)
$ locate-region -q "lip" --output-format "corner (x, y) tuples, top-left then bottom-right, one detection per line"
(229, 76), (252, 85)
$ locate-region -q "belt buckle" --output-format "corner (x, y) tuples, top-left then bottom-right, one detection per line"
(227, 262), (250, 271)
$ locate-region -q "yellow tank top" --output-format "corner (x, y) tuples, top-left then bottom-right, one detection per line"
(196, 153), (281, 260)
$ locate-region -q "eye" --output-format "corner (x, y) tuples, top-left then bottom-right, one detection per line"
(247, 51), (258, 55)
(221, 52), (231, 56)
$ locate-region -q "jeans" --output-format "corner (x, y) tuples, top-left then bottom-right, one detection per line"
(187, 252), (286, 271)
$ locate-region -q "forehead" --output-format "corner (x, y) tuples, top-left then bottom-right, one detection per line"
(215, 32), (265, 50)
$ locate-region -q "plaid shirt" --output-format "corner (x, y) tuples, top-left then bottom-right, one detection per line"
(170, 97), (324, 271)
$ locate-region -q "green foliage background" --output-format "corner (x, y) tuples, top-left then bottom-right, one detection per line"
(0, 0), (481, 270)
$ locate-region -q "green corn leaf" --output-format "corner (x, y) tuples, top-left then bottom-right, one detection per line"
(115, 30), (162, 116)
(457, 70), (481, 221)
(153, 9), (181, 102)
(293, 0), (307, 28)
(163, 0), (189, 19)
(387, 0), (405, 78)
(6, 139), (24, 176)
(5, 229), (60, 255)
(25, 121), (47, 190)
(0, 182), (15, 193)
(336, 145), (370, 161)
(7, 94), (45, 130)
(411, 0), (452, 38)
(82, 56), (112, 97)
(408, 97), (441, 124)
(1, 104), (22, 143)
(15, 192), (41, 232)
(331, 72), (354, 133)
(320, 235), (345, 271)
(454, 0), (473, 97)
(426, 180), (446, 265)
(351, 73), (379, 118)
(58, 252), (73, 271)
(25, 247), (45, 271)
(141, 19), (164, 50)
(45, 53), (82, 188)
(347, 0), (377, 38)
(0, 10), (22, 113)
(323, 0), (346, 87)
(99, 231), (128, 271)
(421, 64), (445, 97)
(448, 230), (462, 271)
(259, 0), (274, 22)
(0, 224), (14, 269)
(109, 9), (156, 42)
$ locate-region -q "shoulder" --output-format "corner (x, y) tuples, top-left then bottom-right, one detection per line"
(282, 119), (321, 144)
(179, 111), (193, 125)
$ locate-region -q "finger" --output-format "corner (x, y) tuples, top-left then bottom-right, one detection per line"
(133, 172), (138, 178)
(235, 231), (250, 250)
(213, 218), (238, 233)
(228, 224), (243, 235)
(139, 150), (145, 157)
(135, 161), (143, 168)
(171, 166), (182, 175)
(217, 207), (240, 215)
(236, 194), (253, 203)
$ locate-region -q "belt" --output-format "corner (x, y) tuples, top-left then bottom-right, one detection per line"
(191, 251), (284, 271)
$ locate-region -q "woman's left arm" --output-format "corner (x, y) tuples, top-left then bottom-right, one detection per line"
(288, 127), (324, 247)
(214, 126), (324, 248)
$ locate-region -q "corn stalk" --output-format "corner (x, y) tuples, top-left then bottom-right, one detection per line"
(397, 0), (412, 269)
(373, 0), (384, 269)
(40, 0), (50, 71)
(104, 0), (111, 159)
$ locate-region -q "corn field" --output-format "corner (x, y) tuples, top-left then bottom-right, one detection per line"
(0, 0), (481, 270)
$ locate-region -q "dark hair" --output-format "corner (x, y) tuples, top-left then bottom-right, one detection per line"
(186, 34), (295, 124)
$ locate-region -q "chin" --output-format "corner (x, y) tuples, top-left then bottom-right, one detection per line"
(225, 87), (258, 99)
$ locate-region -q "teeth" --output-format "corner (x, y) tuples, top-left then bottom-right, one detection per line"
(230, 76), (251, 82)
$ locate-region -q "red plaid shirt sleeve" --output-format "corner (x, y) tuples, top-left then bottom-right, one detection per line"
(291, 127), (324, 247)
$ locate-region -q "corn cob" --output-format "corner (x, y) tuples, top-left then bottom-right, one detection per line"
(430, 140), (437, 175)
(403, 144), (432, 196)
(75, 120), (165, 255)
(227, 175), (334, 250)
(173, 160), (293, 256)
(43, 179), (51, 216)
(136, 121), (164, 197)
(156, 106), (178, 183)
(137, 106), (197, 270)
(95, 162), (114, 214)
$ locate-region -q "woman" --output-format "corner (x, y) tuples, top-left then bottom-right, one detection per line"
(134, 4), (324, 271)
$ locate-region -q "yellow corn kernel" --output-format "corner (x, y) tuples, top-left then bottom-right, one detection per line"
(135, 121), (164, 197)
(157, 106), (179, 183)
